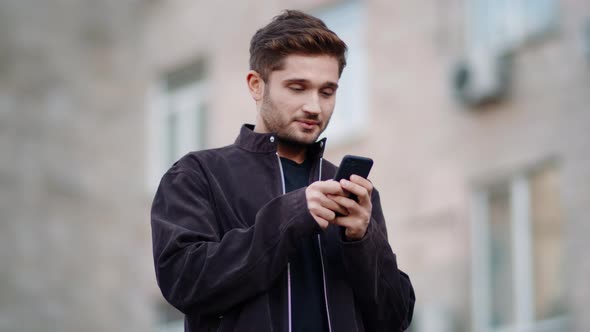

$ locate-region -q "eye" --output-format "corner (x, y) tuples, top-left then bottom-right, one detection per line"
(320, 89), (335, 97)
(289, 85), (304, 92)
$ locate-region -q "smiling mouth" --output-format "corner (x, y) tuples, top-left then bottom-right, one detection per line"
(296, 120), (320, 128)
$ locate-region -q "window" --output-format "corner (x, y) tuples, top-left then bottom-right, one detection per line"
(466, 0), (558, 52)
(148, 58), (208, 191)
(314, 1), (368, 145)
(471, 163), (567, 332)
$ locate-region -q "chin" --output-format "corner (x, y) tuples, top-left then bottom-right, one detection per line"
(280, 125), (323, 144)
(280, 133), (319, 146)
(296, 133), (321, 145)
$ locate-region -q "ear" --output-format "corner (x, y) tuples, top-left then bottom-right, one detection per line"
(246, 70), (264, 102)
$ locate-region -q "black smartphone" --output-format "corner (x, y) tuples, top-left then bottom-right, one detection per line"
(334, 155), (373, 201)
(334, 155), (373, 181)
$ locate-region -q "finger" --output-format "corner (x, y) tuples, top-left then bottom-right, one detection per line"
(349, 175), (373, 194)
(313, 180), (347, 196)
(340, 179), (371, 205)
(330, 215), (355, 228)
(307, 187), (347, 216)
(324, 195), (350, 216)
(328, 194), (358, 212)
(314, 216), (330, 229)
(331, 215), (370, 240)
(309, 204), (337, 222)
(330, 195), (371, 224)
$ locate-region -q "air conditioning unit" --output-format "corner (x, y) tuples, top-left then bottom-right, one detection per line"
(451, 50), (512, 107)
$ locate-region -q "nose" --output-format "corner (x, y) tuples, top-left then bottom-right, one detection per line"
(302, 93), (321, 115)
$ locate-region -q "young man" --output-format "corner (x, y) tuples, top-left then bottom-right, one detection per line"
(151, 10), (415, 332)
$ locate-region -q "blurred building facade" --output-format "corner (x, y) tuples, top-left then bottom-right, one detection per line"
(1, 0), (589, 332)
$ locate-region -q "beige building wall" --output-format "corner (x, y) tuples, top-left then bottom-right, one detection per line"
(0, 1), (156, 331)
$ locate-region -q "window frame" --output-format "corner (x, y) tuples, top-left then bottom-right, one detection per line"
(465, 0), (558, 53)
(313, 1), (369, 146)
(147, 73), (208, 192)
(470, 165), (568, 332)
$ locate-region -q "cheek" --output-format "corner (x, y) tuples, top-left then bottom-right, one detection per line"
(268, 88), (297, 110)
(277, 96), (305, 114)
(321, 99), (336, 114)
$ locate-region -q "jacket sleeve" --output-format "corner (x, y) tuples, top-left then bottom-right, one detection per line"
(150, 168), (319, 315)
(339, 189), (416, 331)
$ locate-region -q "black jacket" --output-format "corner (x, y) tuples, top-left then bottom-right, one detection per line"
(151, 124), (415, 331)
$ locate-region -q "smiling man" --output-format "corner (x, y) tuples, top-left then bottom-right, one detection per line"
(151, 10), (415, 332)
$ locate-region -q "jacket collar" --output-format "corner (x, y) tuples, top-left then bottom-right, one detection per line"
(235, 124), (327, 158)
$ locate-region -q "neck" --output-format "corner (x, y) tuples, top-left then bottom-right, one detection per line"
(277, 139), (308, 164)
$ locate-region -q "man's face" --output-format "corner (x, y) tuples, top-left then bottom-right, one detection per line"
(258, 54), (340, 145)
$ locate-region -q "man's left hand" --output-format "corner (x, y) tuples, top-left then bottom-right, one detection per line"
(327, 174), (373, 241)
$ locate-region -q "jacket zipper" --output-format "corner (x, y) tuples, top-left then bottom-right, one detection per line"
(277, 154), (332, 332)
(275, 153), (292, 332)
(316, 158), (333, 332)
(216, 315), (224, 332)
(317, 235), (333, 332)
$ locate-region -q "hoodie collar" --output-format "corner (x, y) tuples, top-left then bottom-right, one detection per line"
(235, 124), (327, 157)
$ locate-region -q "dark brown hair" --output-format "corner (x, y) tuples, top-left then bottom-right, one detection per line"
(249, 10), (347, 81)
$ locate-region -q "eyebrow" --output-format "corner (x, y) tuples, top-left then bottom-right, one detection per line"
(283, 78), (339, 90)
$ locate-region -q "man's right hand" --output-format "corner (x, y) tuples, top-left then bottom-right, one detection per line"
(305, 180), (348, 229)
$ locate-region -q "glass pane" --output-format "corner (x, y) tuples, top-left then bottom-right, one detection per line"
(314, 1), (368, 144)
(523, 0), (558, 37)
(471, 0), (512, 49)
(530, 164), (566, 320)
(197, 103), (207, 149)
(166, 111), (178, 165)
(488, 186), (515, 327)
